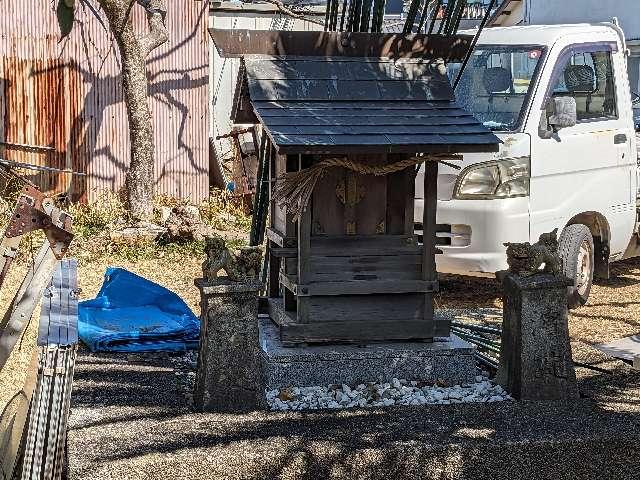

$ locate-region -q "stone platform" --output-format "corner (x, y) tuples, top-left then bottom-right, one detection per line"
(259, 316), (475, 390)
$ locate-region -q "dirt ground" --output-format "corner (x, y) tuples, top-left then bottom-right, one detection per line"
(1, 255), (204, 417)
(63, 257), (640, 480)
(2, 249), (640, 479)
(439, 256), (640, 371)
(4, 251), (640, 409)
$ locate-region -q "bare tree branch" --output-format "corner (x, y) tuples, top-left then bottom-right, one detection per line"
(138, 0), (168, 57)
(262, 0), (325, 27)
(118, 0), (137, 35)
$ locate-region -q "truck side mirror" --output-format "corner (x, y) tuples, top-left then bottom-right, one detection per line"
(538, 97), (577, 139)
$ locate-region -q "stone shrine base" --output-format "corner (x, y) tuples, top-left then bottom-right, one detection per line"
(259, 316), (475, 391)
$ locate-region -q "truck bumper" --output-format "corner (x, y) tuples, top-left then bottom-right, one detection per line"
(415, 197), (530, 276)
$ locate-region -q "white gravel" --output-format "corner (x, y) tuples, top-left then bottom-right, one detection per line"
(266, 374), (513, 411)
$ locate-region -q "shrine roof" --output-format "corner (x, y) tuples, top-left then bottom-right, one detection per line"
(233, 56), (500, 155)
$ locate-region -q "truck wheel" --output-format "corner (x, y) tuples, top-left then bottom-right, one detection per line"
(559, 224), (594, 309)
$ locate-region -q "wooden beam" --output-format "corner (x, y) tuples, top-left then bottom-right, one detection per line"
(267, 146), (280, 299)
(296, 155), (312, 324)
(422, 160), (438, 337)
(266, 227), (297, 248)
(273, 142), (500, 156)
(280, 272), (438, 296)
(270, 247), (297, 258)
(209, 29), (475, 62)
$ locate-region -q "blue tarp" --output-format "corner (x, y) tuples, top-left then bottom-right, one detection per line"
(78, 268), (200, 353)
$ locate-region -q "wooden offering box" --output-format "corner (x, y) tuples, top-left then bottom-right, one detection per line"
(231, 54), (498, 344)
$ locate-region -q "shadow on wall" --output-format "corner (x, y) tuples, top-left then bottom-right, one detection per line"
(0, 61), (76, 194)
(3, 1), (208, 202)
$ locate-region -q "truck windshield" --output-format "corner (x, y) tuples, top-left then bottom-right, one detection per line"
(449, 45), (545, 131)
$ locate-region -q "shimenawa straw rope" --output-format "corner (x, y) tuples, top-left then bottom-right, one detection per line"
(273, 154), (462, 219)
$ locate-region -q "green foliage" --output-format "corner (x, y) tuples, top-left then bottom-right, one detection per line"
(0, 179), (23, 227)
(0, 188), (250, 264)
(67, 191), (128, 238)
(96, 235), (206, 263)
(152, 191), (251, 232)
(56, 0), (76, 38)
(0, 199), (14, 230)
(63, 190), (249, 262)
(198, 189), (251, 232)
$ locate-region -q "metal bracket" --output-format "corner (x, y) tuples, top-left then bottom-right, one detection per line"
(4, 189), (74, 259)
(0, 185), (74, 368)
(0, 185), (76, 479)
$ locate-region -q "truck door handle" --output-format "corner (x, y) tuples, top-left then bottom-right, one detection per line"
(614, 133), (627, 144)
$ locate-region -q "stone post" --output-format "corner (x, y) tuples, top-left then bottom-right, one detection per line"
(497, 273), (579, 401)
(193, 278), (264, 412)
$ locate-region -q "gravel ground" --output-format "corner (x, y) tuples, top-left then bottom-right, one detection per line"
(265, 376), (513, 411)
(67, 346), (640, 480)
(5, 254), (640, 478)
(438, 257), (640, 378)
(0, 256), (203, 452)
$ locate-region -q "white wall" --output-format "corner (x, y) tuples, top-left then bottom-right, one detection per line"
(525, 0), (640, 40)
(210, 8), (323, 162)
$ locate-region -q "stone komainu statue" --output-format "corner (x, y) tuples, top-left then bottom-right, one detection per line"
(202, 235), (262, 283)
(504, 229), (562, 277)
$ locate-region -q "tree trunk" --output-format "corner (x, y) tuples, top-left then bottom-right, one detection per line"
(98, 0), (168, 221)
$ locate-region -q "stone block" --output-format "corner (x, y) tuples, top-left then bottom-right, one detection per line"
(193, 278), (264, 412)
(259, 316), (475, 390)
(497, 273), (578, 401)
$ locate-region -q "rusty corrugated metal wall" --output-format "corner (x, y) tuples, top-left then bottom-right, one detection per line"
(0, 0), (209, 203)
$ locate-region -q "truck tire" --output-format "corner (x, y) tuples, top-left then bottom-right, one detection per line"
(559, 224), (594, 309)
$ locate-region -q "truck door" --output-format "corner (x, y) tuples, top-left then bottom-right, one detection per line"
(529, 43), (635, 257)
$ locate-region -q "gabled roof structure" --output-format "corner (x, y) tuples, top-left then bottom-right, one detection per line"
(232, 56), (500, 155)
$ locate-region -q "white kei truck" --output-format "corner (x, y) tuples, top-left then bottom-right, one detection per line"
(415, 23), (640, 307)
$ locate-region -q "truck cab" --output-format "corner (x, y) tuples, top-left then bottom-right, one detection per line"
(415, 24), (638, 307)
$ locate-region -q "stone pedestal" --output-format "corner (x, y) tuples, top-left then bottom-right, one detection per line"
(259, 316), (475, 390)
(194, 278), (264, 412)
(497, 273), (578, 401)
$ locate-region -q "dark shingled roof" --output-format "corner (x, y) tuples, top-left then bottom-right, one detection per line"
(233, 56), (500, 155)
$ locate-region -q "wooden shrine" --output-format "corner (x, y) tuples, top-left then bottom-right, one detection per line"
(216, 30), (499, 345)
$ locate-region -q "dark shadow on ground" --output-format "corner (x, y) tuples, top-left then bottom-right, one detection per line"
(68, 346), (640, 480)
(437, 274), (501, 308)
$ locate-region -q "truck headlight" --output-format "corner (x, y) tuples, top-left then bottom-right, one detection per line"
(453, 157), (530, 199)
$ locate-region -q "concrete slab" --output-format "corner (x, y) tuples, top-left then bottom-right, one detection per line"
(597, 335), (640, 368)
(259, 316), (476, 390)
